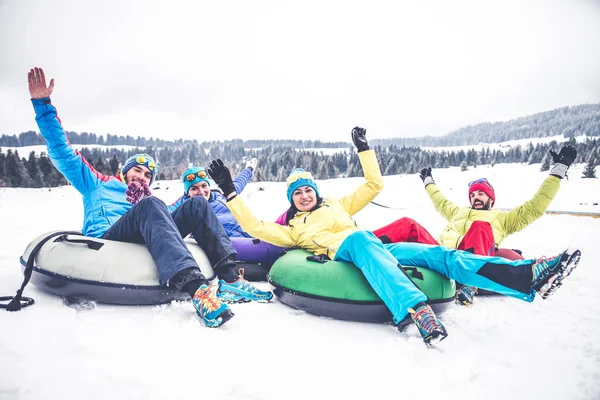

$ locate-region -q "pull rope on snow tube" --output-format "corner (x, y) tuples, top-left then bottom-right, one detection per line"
(370, 201), (406, 210)
(1, 231), (81, 312)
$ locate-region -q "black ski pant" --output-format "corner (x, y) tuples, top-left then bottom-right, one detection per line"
(102, 196), (237, 287)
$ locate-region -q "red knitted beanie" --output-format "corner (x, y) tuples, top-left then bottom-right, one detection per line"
(468, 181), (495, 203)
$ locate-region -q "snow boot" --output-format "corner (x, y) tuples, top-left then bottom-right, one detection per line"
(531, 248), (581, 299)
(216, 269), (273, 304)
(192, 284), (234, 328)
(407, 302), (448, 346)
(456, 285), (478, 307)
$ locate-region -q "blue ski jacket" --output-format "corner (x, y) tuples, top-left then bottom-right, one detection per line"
(169, 168), (254, 238)
(32, 98), (132, 238)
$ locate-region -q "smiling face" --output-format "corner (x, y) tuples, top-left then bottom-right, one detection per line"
(292, 186), (317, 212)
(125, 165), (152, 186)
(188, 181), (211, 199)
(469, 190), (494, 210)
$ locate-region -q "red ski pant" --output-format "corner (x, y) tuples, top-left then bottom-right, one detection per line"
(373, 217), (496, 256)
(373, 217), (438, 245)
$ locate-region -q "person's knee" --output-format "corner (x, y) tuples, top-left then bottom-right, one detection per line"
(346, 230), (376, 245)
(183, 196), (213, 221)
(137, 196), (166, 210)
(398, 217), (417, 226)
(187, 196), (209, 210)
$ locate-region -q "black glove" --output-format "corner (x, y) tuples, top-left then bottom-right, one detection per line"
(351, 126), (369, 152)
(207, 159), (236, 198)
(549, 145), (577, 179)
(419, 167), (434, 186)
(549, 145), (577, 167)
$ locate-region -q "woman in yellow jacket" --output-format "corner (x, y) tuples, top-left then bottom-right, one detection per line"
(207, 127), (581, 346)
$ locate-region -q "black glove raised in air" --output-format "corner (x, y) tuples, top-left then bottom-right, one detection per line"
(207, 159), (236, 198)
(419, 167), (434, 186)
(549, 145), (577, 179)
(351, 126), (370, 152)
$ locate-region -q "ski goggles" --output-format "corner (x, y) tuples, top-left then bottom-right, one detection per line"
(468, 178), (493, 189)
(286, 171), (315, 186)
(184, 169), (208, 182)
(183, 169), (208, 182)
(135, 155), (156, 171)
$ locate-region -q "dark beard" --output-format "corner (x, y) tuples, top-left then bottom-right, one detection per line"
(471, 199), (493, 210)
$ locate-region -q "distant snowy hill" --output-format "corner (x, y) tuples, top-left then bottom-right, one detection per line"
(371, 103), (600, 148)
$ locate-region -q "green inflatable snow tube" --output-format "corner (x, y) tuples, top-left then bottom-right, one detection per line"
(268, 249), (456, 323)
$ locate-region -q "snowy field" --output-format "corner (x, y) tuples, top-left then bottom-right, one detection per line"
(1, 162), (599, 400)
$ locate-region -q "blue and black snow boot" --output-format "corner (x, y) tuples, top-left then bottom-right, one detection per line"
(531, 248), (581, 299)
(216, 270), (273, 304)
(456, 285), (478, 307)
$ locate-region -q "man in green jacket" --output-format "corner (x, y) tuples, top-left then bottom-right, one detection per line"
(374, 145), (577, 306)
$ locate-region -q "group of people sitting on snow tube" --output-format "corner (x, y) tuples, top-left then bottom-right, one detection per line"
(27, 67), (581, 345)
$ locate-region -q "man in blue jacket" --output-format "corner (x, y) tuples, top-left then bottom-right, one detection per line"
(27, 67), (271, 328)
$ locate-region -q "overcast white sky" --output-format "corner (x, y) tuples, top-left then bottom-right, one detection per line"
(1, 0), (599, 142)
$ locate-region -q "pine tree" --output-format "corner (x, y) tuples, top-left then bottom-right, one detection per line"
(26, 151), (44, 188)
(582, 162), (596, 178)
(94, 157), (107, 175)
(38, 153), (57, 186)
(540, 153), (550, 171)
(109, 154), (120, 176)
(5, 151), (33, 187)
(0, 149), (7, 186)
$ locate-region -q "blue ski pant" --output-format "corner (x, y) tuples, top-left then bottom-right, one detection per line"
(335, 231), (536, 324)
(102, 196), (237, 285)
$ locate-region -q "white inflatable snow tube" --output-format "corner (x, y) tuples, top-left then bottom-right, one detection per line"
(20, 231), (215, 305)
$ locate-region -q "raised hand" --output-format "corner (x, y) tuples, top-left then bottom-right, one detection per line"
(126, 182), (152, 205)
(246, 157), (258, 171)
(419, 167), (434, 186)
(207, 159), (236, 197)
(351, 126), (370, 152)
(28, 67), (55, 99)
(549, 145), (577, 167)
(549, 145), (577, 179)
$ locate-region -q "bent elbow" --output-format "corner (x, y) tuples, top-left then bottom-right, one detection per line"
(371, 177), (384, 193)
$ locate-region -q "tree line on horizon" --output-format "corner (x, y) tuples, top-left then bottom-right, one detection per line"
(0, 137), (597, 188)
(2, 102), (599, 150)
(1, 103), (598, 187)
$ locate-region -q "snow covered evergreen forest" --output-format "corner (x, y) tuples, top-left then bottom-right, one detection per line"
(1, 103), (599, 186)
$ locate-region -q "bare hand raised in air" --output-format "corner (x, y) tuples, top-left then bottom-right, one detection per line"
(28, 67), (54, 99)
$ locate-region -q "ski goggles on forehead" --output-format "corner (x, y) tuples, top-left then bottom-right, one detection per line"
(286, 171), (315, 186)
(136, 155), (156, 171)
(468, 178), (493, 189)
(184, 170), (208, 182)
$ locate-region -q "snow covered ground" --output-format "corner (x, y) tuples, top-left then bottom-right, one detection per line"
(1, 162), (599, 400)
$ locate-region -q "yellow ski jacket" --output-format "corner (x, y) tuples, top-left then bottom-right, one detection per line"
(426, 175), (561, 249)
(227, 149), (384, 259)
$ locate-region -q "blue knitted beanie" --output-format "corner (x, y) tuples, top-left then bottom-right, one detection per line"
(286, 168), (320, 203)
(181, 166), (210, 195)
(121, 153), (158, 185)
